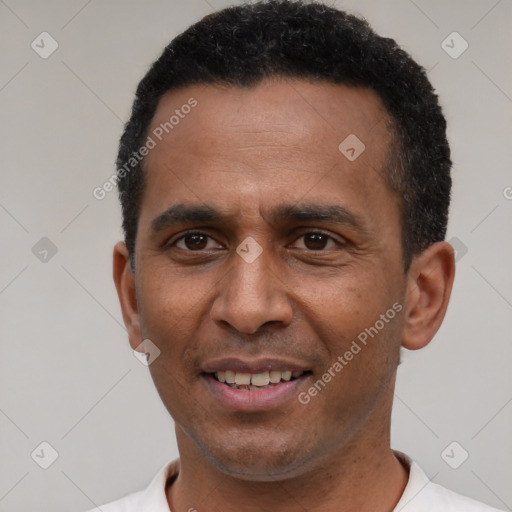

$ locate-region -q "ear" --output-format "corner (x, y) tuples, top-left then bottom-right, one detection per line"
(113, 241), (141, 350)
(401, 241), (455, 350)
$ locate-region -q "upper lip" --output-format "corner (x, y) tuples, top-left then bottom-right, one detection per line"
(201, 357), (310, 374)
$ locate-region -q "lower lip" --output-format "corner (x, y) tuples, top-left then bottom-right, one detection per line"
(202, 374), (309, 412)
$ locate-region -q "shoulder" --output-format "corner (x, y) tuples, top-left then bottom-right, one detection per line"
(394, 453), (505, 512)
(82, 460), (179, 512)
(83, 491), (143, 512)
(416, 479), (504, 511)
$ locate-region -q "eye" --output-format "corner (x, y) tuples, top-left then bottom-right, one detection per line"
(173, 232), (222, 251)
(291, 231), (340, 250)
(169, 230), (343, 252)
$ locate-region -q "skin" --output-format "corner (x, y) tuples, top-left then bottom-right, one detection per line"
(113, 78), (455, 512)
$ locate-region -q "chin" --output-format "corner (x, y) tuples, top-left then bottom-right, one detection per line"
(197, 433), (319, 481)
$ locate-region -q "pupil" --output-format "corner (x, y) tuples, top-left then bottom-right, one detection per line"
(185, 234), (207, 250)
(305, 233), (327, 250)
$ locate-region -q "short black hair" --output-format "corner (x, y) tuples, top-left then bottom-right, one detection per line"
(117, 0), (451, 270)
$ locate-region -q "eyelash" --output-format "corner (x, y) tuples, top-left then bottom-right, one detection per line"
(169, 230), (344, 251)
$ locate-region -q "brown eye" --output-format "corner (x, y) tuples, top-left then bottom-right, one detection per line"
(184, 234), (208, 250)
(174, 233), (216, 251)
(290, 232), (339, 251)
(303, 233), (330, 250)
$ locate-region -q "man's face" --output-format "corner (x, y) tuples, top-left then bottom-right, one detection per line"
(130, 79), (408, 479)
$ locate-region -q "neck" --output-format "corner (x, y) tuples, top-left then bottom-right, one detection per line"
(166, 406), (408, 512)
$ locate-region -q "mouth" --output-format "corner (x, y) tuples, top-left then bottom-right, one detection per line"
(200, 358), (312, 411)
(200, 360), (312, 411)
(208, 369), (311, 391)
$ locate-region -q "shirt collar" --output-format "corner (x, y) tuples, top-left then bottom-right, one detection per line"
(141, 453), (427, 512)
(137, 459), (179, 511)
(392, 451), (433, 511)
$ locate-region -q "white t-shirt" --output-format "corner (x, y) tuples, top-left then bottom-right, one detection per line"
(85, 453), (504, 512)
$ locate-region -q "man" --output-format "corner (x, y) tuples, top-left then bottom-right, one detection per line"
(92, 1), (503, 510)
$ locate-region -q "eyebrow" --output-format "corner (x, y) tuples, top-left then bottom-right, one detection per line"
(150, 202), (368, 235)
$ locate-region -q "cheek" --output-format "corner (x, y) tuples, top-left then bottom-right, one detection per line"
(299, 272), (403, 381)
(306, 299), (402, 424)
(301, 276), (384, 338)
(135, 270), (209, 387)
(138, 263), (210, 333)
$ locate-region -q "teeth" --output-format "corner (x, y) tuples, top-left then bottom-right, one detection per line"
(269, 370), (282, 383)
(235, 372), (251, 385)
(214, 369), (303, 386)
(251, 371), (270, 386)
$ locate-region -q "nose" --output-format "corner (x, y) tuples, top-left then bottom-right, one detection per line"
(210, 249), (293, 334)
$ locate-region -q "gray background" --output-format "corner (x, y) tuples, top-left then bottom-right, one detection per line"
(0, 0), (511, 511)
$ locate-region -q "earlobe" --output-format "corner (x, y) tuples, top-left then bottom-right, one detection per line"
(401, 241), (455, 350)
(113, 241), (141, 350)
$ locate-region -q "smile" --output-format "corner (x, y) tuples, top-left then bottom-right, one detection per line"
(212, 370), (307, 390)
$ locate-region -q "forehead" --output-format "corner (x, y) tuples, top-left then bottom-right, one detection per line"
(140, 79), (397, 228)
(147, 79), (392, 162)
